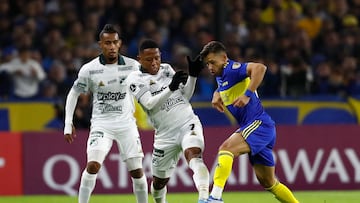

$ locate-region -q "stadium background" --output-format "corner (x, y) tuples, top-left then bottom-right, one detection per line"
(1, 0), (360, 196)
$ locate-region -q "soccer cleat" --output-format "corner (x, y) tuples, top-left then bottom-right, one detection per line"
(207, 195), (224, 203)
(198, 199), (208, 203)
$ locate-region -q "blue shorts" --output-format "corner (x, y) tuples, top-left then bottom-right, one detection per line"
(237, 120), (276, 166)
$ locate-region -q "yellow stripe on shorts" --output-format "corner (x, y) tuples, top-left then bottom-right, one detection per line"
(242, 120), (262, 139)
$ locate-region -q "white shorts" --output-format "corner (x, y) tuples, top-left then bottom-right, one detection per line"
(86, 123), (144, 165)
(152, 116), (205, 178)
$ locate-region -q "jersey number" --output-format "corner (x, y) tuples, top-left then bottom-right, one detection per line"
(189, 123), (195, 130)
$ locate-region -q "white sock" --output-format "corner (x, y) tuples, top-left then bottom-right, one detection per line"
(210, 185), (223, 200)
(78, 170), (97, 203)
(150, 181), (167, 203)
(189, 158), (210, 200)
(132, 175), (148, 203)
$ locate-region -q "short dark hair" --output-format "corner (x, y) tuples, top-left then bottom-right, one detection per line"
(99, 24), (120, 39)
(138, 39), (159, 52)
(199, 41), (226, 60)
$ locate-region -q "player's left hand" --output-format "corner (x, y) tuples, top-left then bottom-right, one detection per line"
(232, 95), (250, 108)
(186, 55), (204, 77)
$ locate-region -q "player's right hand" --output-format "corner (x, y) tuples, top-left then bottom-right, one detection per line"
(212, 91), (225, 112)
(169, 70), (188, 91)
(64, 123), (76, 144)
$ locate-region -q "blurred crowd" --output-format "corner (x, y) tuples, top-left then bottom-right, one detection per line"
(1, 0), (360, 127)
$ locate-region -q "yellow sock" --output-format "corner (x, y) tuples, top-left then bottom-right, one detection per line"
(266, 180), (299, 203)
(213, 150), (234, 188)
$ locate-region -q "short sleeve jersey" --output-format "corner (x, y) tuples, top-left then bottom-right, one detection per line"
(216, 59), (274, 126)
(72, 54), (140, 127)
(126, 63), (196, 132)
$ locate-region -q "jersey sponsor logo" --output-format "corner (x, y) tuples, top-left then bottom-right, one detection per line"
(98, 103), (122, 113)
(151, 86), (167, 96)
(153, 148), (164, 157)
(222, 81), (228, 86)
(160, 96), (185, 111)
(90, 131), (104, 138)
(232, 62), (241, 69)
(118, 66), (133, 71)
(76, 82), (87, 89)
(89, 69), (104, 75)
(108, 79), (117, 84)
(97, 92), (126, 101)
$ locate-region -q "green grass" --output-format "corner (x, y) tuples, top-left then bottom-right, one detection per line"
(0, 191), (359, 203)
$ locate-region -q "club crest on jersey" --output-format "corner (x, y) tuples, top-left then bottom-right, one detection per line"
(232, 62), (241, 69)
(98, 81), (105, 87)
(149, 80), (156, 85)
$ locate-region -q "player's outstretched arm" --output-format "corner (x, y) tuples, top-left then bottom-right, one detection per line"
(128, 70), (188, 110)
(182, 56), (203, 100)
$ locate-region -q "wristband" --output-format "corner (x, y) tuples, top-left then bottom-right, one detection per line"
(244, 89), (253, 97)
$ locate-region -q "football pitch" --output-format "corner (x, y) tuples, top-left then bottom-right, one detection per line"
(0, 191), (359, 203)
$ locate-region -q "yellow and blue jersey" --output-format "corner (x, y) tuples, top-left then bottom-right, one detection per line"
(216, 59), (274, 127)
(217, 59), (276, 166)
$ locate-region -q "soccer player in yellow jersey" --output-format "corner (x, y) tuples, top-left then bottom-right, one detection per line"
(198, 41), (299, 203)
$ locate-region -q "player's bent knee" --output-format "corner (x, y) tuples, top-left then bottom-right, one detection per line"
(153, 177), (169, 190)
(129, 168), (144, 178)
(184, 147), (202, 161)
(86, 161), (101, 174)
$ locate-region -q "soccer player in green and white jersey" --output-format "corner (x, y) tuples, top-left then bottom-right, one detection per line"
(127, 39), (210, 203)
(64, 24), (148, 203)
